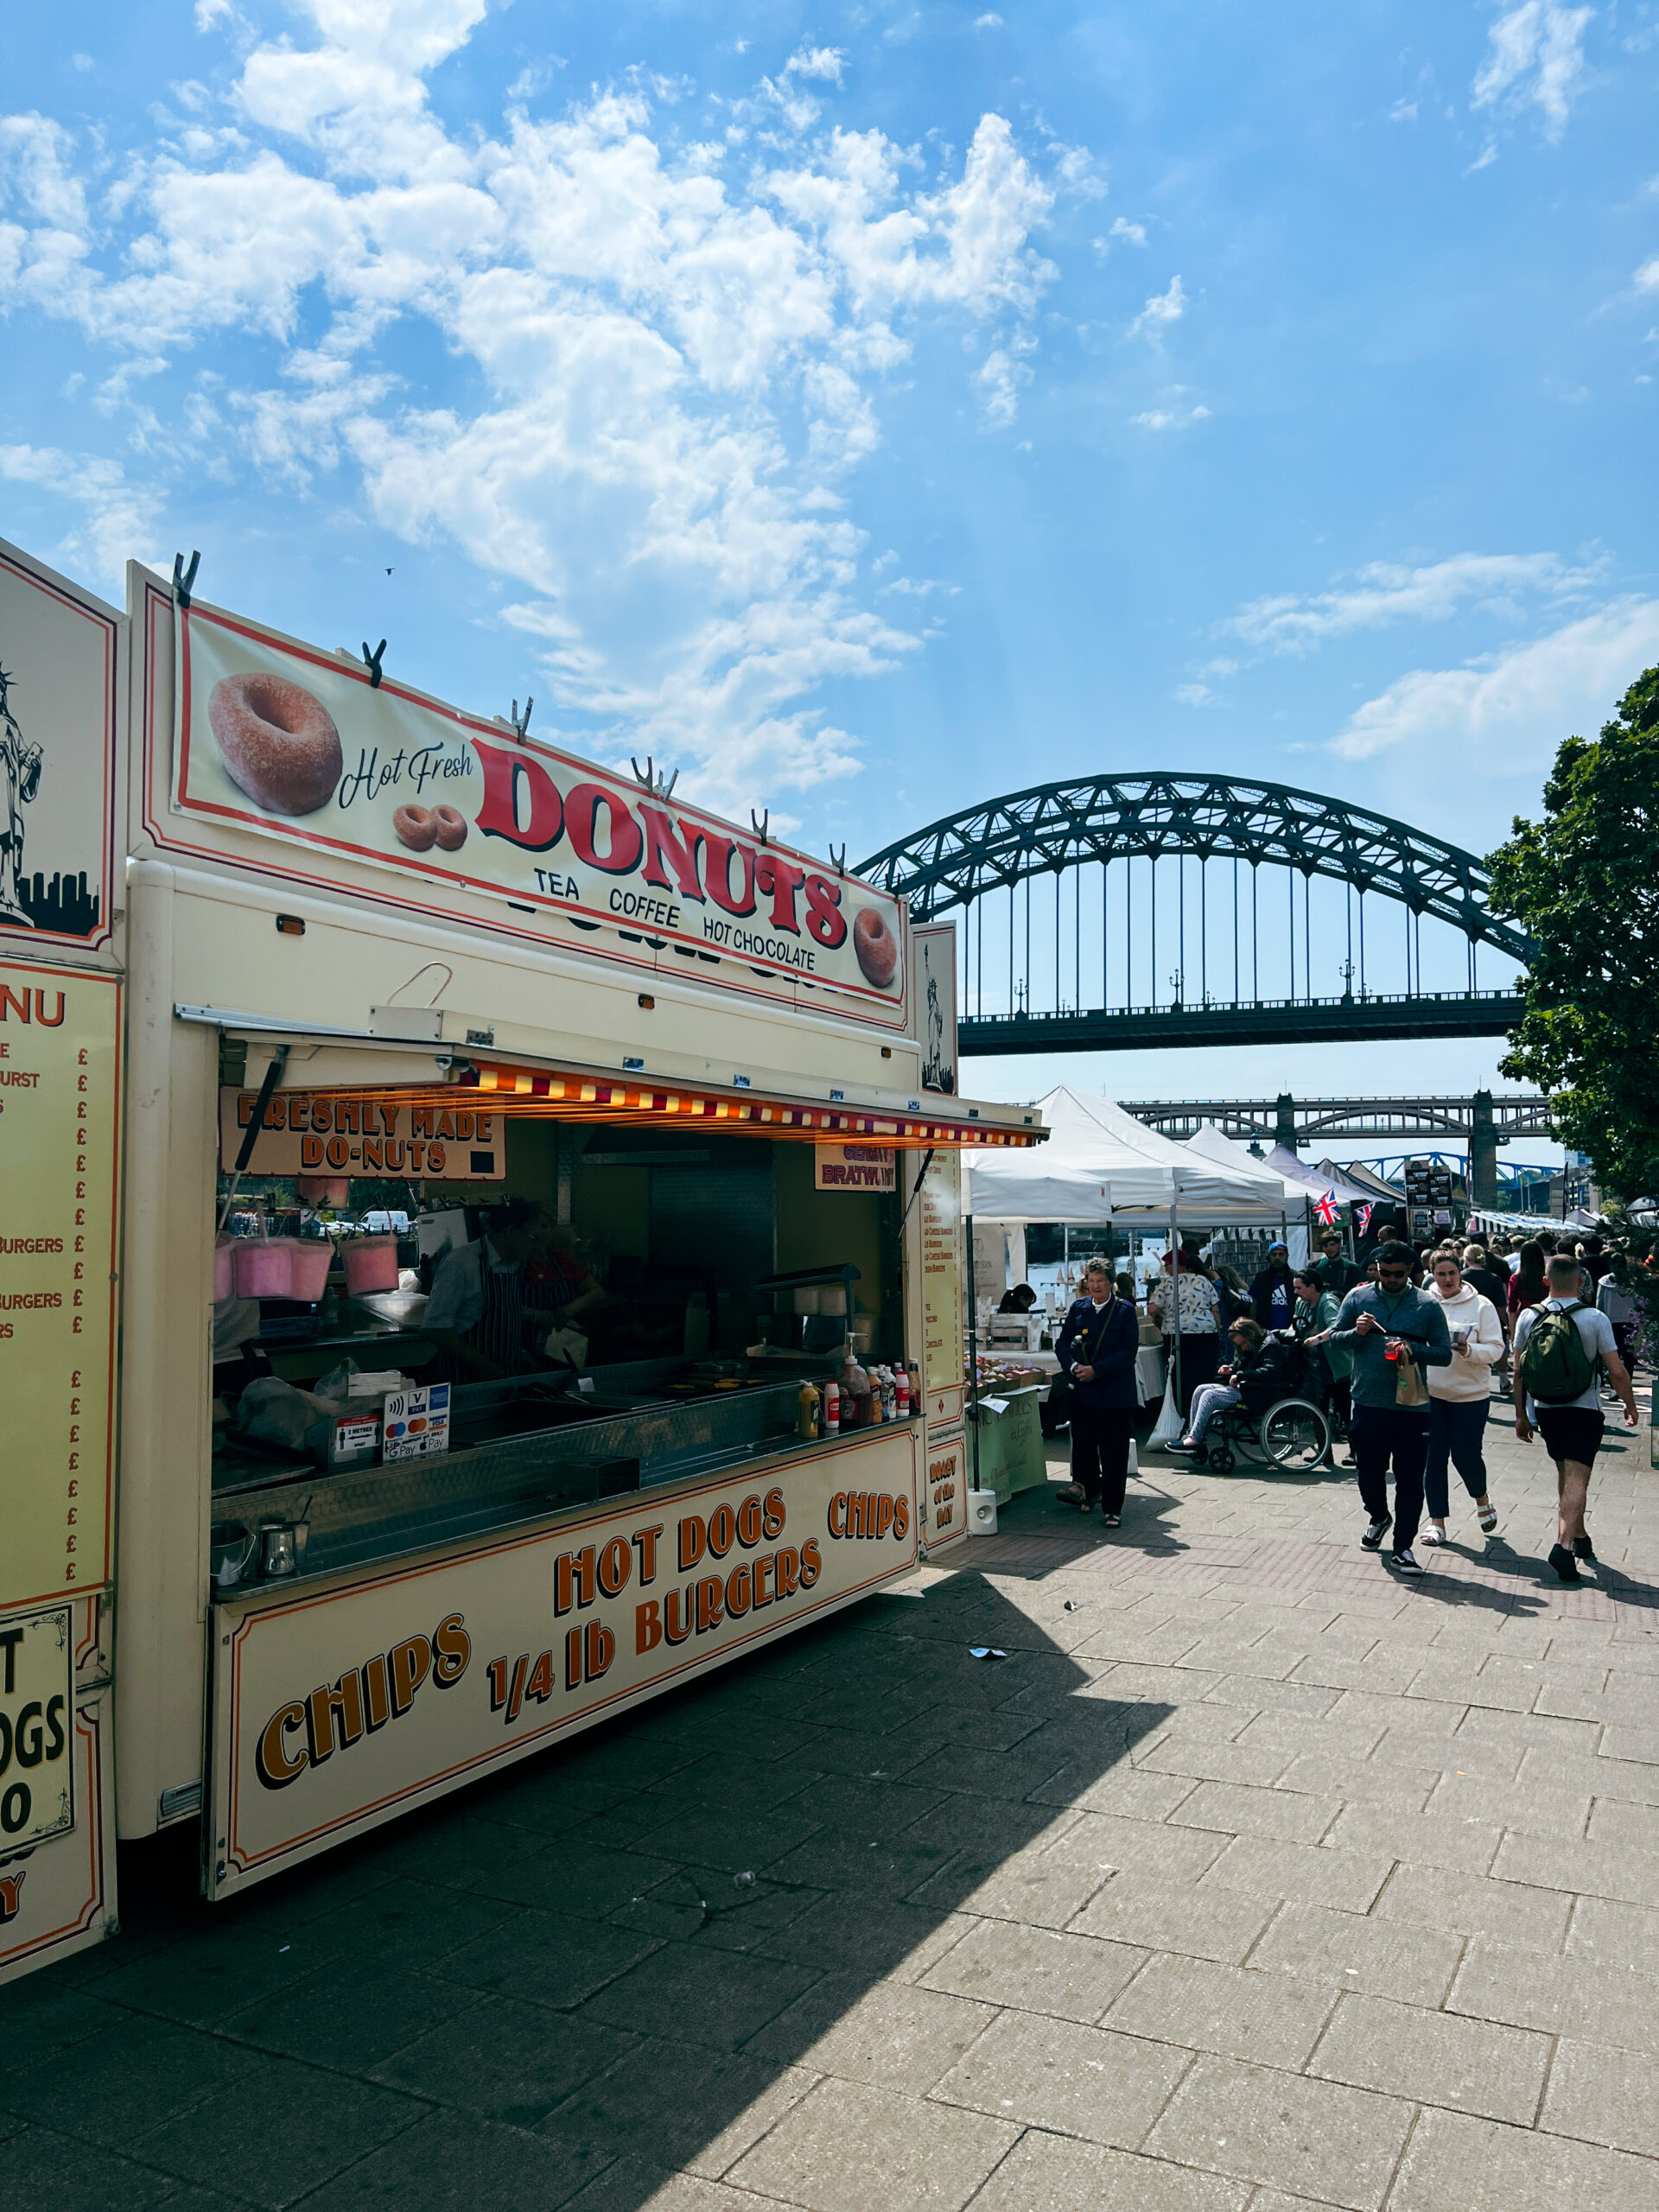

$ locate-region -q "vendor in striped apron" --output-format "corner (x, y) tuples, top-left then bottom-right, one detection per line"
(423, 1198), (549, 1382)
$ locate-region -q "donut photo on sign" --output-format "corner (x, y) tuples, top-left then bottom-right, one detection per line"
(208, 673), (343, 816)
(852, 906), (899, 988)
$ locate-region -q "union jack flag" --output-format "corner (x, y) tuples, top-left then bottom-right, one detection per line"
(1315, 1190), (1340, 1226)
(1355, 1202), (1372, 1236)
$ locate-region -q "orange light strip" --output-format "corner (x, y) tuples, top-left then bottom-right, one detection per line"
(251, 1065), (1043, 1147)
(445, 1061), (1044, 1148)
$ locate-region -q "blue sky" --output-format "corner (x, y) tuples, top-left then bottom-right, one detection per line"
(5, 2), (1656, 1145)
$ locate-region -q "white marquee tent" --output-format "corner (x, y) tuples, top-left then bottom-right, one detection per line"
(965, 1087), (1283, 1224)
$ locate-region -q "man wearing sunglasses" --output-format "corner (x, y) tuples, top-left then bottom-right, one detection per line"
(1309, 1241), (1452, 1574)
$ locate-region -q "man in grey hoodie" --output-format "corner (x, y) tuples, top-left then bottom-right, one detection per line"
(1317, 1242), (1452, 1575)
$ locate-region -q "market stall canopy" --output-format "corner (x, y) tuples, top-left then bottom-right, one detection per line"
(967, 1088), (1274, 1224)
(1185, 1122), (1311, 1210)
(963, 1085), (1119, 1222)
(1319, 1157), (1398, 1205)
(1266, 1145), (1375, 1207)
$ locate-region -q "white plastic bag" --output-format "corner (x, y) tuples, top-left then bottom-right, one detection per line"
(1146, 1371), (1184, 1448)
(236, 1377), (331, 1451)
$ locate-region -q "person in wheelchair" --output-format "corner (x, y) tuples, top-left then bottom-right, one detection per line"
(1169, 1318), (1300, 1454)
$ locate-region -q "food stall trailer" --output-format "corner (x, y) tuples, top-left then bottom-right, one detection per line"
(0, 533), (1044, 1983)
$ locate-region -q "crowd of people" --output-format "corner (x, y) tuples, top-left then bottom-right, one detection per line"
(1053, 1215), (1643, 1587)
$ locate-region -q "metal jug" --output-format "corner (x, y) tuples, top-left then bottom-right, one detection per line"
(258, 1522), (300, 1579)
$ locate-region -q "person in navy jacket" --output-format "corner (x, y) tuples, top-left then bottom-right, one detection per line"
(1054, 1257), (1142, 1523)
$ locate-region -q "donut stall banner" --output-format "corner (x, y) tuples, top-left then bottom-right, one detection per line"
(170, 599), (909, 1027)
(218, 1088), (507, 1183)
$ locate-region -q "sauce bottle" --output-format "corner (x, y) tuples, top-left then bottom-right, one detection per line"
(840, 1344), (872, 1428)
(894, 1366), (911, 1420)
(824, 1379), (840, 1435)
(798, 1379), (821, 1440)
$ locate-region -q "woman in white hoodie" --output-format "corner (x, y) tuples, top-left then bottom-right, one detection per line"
(1424, 1250), (1505, 1542)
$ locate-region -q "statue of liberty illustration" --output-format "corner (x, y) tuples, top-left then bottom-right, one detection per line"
(0, 664), (45, 926)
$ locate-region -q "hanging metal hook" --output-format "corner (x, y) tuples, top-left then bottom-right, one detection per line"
(172, 550), (201, 609)
(510, 696), (533, 741)
(751, 808), (770, 847)
(631, 755), (680, 800)
(362, 639), (387, 690)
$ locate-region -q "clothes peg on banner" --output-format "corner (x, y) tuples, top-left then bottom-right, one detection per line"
(172, 550), (201, 607)
(361, 639), (387, 689)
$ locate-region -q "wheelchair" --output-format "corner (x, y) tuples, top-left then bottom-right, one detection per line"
(1191, 1335), (1333, 1474)
(1200, 1393), (1332, 1475)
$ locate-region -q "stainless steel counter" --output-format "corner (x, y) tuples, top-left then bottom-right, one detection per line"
(212, 1365), (839, 1589)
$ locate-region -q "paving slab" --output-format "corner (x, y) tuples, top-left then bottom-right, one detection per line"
(726, 2076), (1019, 2212)
(1307, 1988), (1550, 2122)
(1141, 2053), (1414, 2211)
(929, 2006), (1191, 2143)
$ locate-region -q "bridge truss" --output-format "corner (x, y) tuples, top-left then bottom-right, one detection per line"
(859, 773), (1530, 1053)
(1121, 1090), (1557, 1207)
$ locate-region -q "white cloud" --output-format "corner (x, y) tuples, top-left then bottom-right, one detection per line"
(0, 10), (1058, 814)
(1133, 401), (1209, 429)
(784, 46), (845, 83)
(194, 0), (231, 27)
(1173, 682), (1215, 706)
(1130, 273), (1185, 338)
(1330, 599), (1659, 766)
(1471, 3), (1593, 142)
(1052, 146), (1108, 200)
(1228, 551), (1602, 654)
(1092, 215), (1146, 256)
(1636, 255), (1659, 290)
(976, 346), (1029, 428)
(0, 443), (161, 582)
(1389, 98), (1419, 122)
(975, 13), (1003, 27)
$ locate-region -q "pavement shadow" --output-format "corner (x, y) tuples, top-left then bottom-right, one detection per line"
(16, 1571), (1171, 2210)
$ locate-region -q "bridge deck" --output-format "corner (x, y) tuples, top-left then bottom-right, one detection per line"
(958, 989), (1525, 1054)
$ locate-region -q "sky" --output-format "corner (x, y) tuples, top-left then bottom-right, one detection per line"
(5, 1), (1657, 1161)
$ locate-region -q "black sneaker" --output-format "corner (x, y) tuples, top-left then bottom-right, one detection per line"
(1389, 1548), (1424, 1576)
(1361, 1514), (1392, 1551)
(1573, 1535), (1597, 1562)
(1548, 1543), (1581, 1585)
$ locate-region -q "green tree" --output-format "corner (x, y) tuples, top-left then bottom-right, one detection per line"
(1487, 664), (1659, 1201)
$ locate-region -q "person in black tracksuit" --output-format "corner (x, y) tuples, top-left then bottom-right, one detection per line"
(1054, 1257), (1141, 1522)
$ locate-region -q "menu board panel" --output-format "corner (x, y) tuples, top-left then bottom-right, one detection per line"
(919, 1148), (963, 1425)
(0, 961), (121, 1608)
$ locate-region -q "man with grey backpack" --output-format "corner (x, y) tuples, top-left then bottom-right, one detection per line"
(1513, 1254), (1639, 1584)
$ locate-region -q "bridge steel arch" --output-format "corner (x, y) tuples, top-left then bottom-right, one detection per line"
(857, 772), (1531, 1054)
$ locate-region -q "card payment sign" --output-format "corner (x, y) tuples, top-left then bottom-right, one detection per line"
(382, 1382), (451, 1462)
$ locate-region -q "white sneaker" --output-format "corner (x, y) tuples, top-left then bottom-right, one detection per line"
(1361, 1516), (1392, 1550)
(1389, 1547), (1425, 1576)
